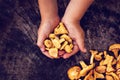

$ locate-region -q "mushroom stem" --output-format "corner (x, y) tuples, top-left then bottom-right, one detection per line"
(90, 50), (98, 64)
(80, 63), (95, 77)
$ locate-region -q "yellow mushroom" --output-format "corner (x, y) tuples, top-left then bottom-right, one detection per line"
(79, 63), (95, 77)
(60, 34), (72, 43)
(103, 55), (114, 66)
(84, 70), (94, 80)
(44, 39), (53, 48)
(51, 38), (61, 49)
(116, 55), (120, 70)
(49, 33), (56, 39)
(95, 65), (106, 74)
(103, 51), (107, 58)
(60, 41), (68, 50)
(48, 48), (58, 58)
(106, 56), (115, 72)
(70, 43), (73, 49)
(94, 69), (104, 79)
(106, 75), (114, 80)
(67, 66), (81, 80)
(116, 69), (120, 79)
(106, 72), (119, 80)
(90, 50), (98, 64)
(64, 45), (72, 53)
(79, 61), (87, 68)
(99, 60), (104, 66)
(94, 52), (103, 61)
(59, 38), (65, 43)
(112, 59), (117, 65)
(109, 43), (120, 58)
(54, 22), (68, 35)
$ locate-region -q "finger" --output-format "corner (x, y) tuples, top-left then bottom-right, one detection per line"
(37, 28), (47, 52)
(58, 50), (65, 56)
(62, 43), (79, 59)
(42, 51), (54, 59)
(40, 45), (45, 52)
(76, 35), (86, 53)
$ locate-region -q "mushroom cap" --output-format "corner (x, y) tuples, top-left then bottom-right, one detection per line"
(67, 66), (81, 80)
(109, 44), (120, 50)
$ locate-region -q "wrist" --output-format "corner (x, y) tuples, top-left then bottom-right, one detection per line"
(62, 17), (80, 25)
(41, 16), (59, 23)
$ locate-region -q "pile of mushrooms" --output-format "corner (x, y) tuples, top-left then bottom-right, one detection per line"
(67, 43), (120, 80)
(44, 22), (73, 58)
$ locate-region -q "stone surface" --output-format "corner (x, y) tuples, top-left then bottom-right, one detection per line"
(0, 0), (120, 80)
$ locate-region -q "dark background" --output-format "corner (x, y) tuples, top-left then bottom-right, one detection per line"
(0, 0), (120, 80)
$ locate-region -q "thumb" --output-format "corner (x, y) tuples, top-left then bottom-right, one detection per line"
(37, 30), (46, 52)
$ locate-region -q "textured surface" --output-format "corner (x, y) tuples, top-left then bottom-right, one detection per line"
(0, 0), (120, 80)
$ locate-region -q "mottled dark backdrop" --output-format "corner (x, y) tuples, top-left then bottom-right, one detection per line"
(0, 0), (120, 80)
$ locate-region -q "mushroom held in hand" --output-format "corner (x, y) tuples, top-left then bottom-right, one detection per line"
(54, 22), (68, 35)
(67, 66), (81, 80)
(43, 22), (74, 58)
(48, 48), (58, 58)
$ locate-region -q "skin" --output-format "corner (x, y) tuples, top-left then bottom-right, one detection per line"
(37, 0), (94, 59)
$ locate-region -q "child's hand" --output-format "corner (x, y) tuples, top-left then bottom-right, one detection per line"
(37, 17), (61, 58)
(61, 20), (87, 59)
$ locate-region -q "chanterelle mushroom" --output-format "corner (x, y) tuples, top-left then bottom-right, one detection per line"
(106, 72), (119, 80)
(67, 66), (81, 80)
(94, 69), (104, 79)
(95, 65), (106, 74)
(49, 48), (58, 58)
(106, 75), (114, 80)
(84, 70), (94, 80)
(103, 55), (114, 66)
(116, 55), (120, 70)
(90, 50), (98, 64)
(79, 61), (87, 68)
(109, 43), (120, 58)
(54, 22), (68, 35)
(79, 63), (95, 77)
(106, 55), (115, 72)
(95, 52), (103, 61)
(116, 69), (120, 79)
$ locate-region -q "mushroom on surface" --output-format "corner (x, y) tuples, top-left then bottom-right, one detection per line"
(79, 63), (95, 77)
(106, 72), (119, 80)
(67, 66), (81, 80)
(94, 69), (104, 79)
(106, 75), (114, 80)
(94, 52), (103, 61)
(116, 55), (120, 70)
(95, 65), (106, 74)
(103, 55), (114, 66)
(90, 50), (98, 64)
(109, 43), (120, 58)
(84, 70), (94, 80)
(79, 61), (87, 68)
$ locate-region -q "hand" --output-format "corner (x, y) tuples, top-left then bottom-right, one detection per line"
(61, 19), (87, 59)
(37, 17), (60, 58)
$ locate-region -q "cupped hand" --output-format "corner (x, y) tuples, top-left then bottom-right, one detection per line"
(37, 17), (60, 58)
(61, 20), (87, 59)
